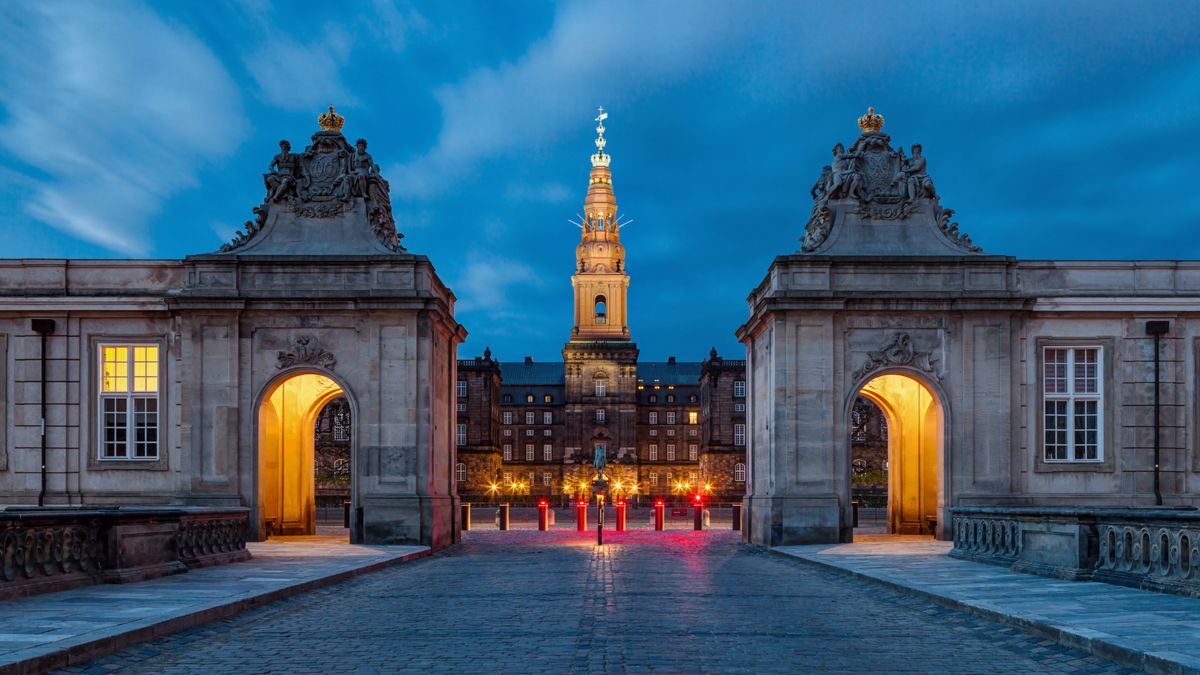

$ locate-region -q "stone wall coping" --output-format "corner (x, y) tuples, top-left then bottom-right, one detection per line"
(0, 506), (250, 523)
(951, 505), (1200, 522)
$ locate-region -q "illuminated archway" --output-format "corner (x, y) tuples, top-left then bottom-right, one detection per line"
(257, 372), (346, 536)
(855, 372), (943, 535)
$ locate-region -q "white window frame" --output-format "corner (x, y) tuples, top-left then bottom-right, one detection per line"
(543, 411), (553, 425)
(456, 462), (467, 482)
(734, 423), (746, 446)
(596, 408), (606, 423)
(525, 411), (535, 425)
(456, 424), (467, 446)
(595, 380), (606, 397)
(666, 444), (676, 461)
(503, 471), (512, 485)
(98, 343), (161, 460)
(503, 444), (512, 461)
(648, 411), (658, 424)
(688, 444), (698, 461)
(1042, 346), (1104, 462)
(456, 402), (466, 413)
(734, 402), (746, 412)
(649, 444), (658, 461)
(734, 463), (746, 482)
(525, 443), (535, 461)
(543, 428), (552, 437)
(666, 411), (676, 425)
(503, 411), (513, 425)
(734, 380), (746, 398)
(543, 444), (553, 461)
(543, 471), (552, 486)
(649, 472), (658, 486)
(456, 380), (467, 398)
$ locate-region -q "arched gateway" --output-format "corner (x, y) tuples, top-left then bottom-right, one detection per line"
(738, 107), (1200, 547)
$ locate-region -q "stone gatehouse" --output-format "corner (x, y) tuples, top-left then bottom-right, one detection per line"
(740, 107), (1200, 546)
(0, 107), (464, 548)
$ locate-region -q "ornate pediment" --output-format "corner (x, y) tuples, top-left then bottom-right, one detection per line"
(801, 107), (983, 256)
(219, 106), (404, 255)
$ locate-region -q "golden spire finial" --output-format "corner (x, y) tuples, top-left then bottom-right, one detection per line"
(591, 106), (611, 168)
(318, 104), (345, 132)
(857, 106), (884, 133)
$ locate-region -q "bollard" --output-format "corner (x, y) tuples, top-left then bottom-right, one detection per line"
(731, 503), (741, 531)
(654, 499), (665, 531)
(616, 500), (626, 532)
(498, 502), (510, 531)
(693, 496), (704, 531)
(576, 501), (587, 531)
(852, 500), (860, 528)
(461, 502), (472, 531)
(343, 500), (351, 528)
(537, 499), (549, 531)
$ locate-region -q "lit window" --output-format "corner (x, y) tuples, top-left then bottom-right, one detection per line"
(666, 412), (676, 425)
(503, 471), (512, 485)
(526, 444), (534, 461)
(543, 471), (552, 486)
(666, 444), (676, 461)
(649, 444), (658, 461)
(649, 472), (658, 486)
(525, 411), (535, 425)
(456, 380), (467, 397)
(734, 381), (746, 398)
(544, 394), (553, 403)
(543, 411), (553, 424)
(1043, 347), (1103, 462)
(734, 463), (746, 482)
(735, 402), (746, 413)
(689, 395), (697, 403)
(688, 411), (698, 425)
(333, 405), (351, 442)
(734, 423), (746, 446)
(688, 444), (698, 461)
(543, 444), (552, 461)
(456, 424), (466, 446)
(99, 344), (160, 459)
(503, 411), (513, 425)
(596, 408), (606, 423)
(526, 394), (534, 403)
(688, 471), (697, 484)
(503, 444), (512, 461)
(648, 412), (658, 424)
(456, 462), (466, 482)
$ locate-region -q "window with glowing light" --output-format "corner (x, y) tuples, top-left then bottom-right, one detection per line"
(99, 344), (160, 459)
(503, 472), (512, 485)
(649, 472), (658, 486)
(1043, 346), (1103, 461)
(688, 411), (698, 425)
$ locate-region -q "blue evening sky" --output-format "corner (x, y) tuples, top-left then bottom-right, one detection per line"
(1, 1), (1198, 361)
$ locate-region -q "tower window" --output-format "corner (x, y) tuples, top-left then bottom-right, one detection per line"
(594, 295), (607, 324)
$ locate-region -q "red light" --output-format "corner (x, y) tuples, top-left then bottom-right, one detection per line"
(694, 494), (702, 502)
(538, 499), (547, 506)
(655, 500), (664, 506)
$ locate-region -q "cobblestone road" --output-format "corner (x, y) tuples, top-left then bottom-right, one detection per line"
(65, 530), (1130, 674)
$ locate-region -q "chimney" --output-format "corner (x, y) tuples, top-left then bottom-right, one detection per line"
(524, 356), (533, 364)
(667, 356), (676, 365)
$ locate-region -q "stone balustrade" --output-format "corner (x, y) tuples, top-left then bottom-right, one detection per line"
(0, 506), (250, 600)
(951, 506), (1200, 597)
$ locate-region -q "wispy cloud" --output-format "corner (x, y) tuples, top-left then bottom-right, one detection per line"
(0, 0), (245, 255)
(452, 251), (540, 316)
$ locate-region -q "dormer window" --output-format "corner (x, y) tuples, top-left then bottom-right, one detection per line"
(594, 295), (607, 324)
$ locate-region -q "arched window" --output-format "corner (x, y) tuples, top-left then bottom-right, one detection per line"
(502, 394), (512, 403)
(526, 393), (534, 403)
(666, 394), (675, 403)
(734, 463), (746, 482)
(456, 462), (467, 482)
(594, 295), (607, 324)
(649, 394), (657, 403)
(543, 394), (553, 403)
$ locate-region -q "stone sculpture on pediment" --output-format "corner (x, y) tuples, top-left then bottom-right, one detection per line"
(799, 106), (984, 255)
(218, 106), (406, 254)
(853, 332), (943, 382)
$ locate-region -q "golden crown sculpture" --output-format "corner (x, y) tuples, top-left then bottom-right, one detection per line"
(857, 106), (884, 133)
(318, 105), (345, 132)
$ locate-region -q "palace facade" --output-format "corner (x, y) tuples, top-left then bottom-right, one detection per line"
(455, 113), (748, 503)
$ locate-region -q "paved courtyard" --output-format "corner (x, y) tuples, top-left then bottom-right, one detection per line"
(59, 530), (1130, 674)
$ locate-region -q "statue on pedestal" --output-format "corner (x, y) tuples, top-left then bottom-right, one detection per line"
(264, 140), (298, 202)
